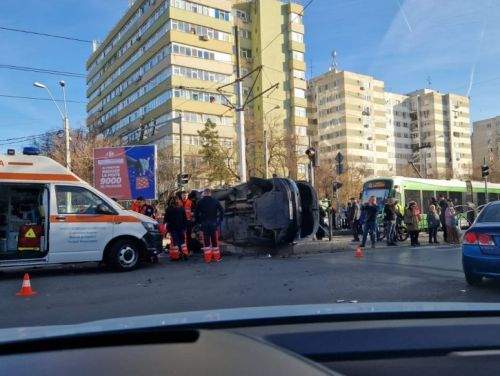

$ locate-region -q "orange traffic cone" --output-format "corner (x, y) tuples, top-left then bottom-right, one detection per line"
(203, 247), (213, 263)
(169, 246), (180, 261)
(16, 273), (37, 297)
(212, 247), (221, 262)
(355, 246), (364, 258)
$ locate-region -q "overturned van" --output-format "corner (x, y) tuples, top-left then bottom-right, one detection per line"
(213, 177), (319, 247)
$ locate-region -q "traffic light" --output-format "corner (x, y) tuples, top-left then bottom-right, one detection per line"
(177, 173), (190, 186)
(333, 181), (343, 192)
(482, 164), (490, 178)
(305, 147), (318, 167)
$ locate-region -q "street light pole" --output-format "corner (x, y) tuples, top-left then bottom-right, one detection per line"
(33, 81), (71, 169)
(234, 25), (247, 183)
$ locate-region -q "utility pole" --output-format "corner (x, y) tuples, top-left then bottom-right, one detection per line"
(483, 156), (489, 203)
(178, 112), (183, 177)
(264, 130), (269, 179)
(234, 25), (247, 183)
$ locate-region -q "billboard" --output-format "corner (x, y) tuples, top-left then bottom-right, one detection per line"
(93, 145), (157, 200)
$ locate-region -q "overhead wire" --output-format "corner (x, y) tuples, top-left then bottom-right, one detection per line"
(0, 26), (92, 43)
(0, 64), (86, 78)
(0, 94), (87, 104)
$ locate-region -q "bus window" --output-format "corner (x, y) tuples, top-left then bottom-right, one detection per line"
(477, 192), (486, 206)
(404, 189), (422, 209)
(436, 191), (447, 199)
(422, 191), (435, 212)
(449, 192), (463, 210)
(489, 193), (497, 203)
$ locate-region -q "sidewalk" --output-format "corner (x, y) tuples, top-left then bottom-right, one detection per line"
(220, 232), (458, 257)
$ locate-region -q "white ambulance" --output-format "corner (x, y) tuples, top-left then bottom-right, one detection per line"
(0, 152), (162, 271)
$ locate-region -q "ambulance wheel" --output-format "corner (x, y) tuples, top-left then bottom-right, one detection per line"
(108, 239), (140, 271)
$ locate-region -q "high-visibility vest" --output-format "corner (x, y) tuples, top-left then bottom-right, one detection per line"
(182, 199), (193, 221)
(131, 201), (141, 213)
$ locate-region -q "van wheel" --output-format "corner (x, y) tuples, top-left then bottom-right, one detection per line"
(108, 239), (140, 272)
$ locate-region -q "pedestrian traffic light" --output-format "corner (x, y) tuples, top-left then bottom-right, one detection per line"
(482, 164), (490, 178)
(177, 173), (190, 186)
(333, 181), (343, 192)
(305, 147), (318, 167)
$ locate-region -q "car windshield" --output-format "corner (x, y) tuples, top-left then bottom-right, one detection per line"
(2, 0), (500, 333)
(477, 203), (500, 222)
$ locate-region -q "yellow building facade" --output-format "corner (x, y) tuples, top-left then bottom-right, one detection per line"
(86, 0), (308, 183)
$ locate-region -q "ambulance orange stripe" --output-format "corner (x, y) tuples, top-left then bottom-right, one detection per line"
(8, 162), (34, 166)
(49, 215), (140, 223)
(0, 172), (78, 181)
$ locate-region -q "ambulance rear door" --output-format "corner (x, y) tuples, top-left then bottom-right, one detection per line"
(48, 184), (116, 263)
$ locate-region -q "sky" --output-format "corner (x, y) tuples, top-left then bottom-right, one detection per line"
(1, 0), (499, 153)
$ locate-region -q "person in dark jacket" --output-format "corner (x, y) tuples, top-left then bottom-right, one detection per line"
(360, 196), (379, 248)
(427, 204), (440, 244)
(438, 195), (448, 242)
(195, 188), (224, 262)
(383, 198), (397, 246)
(164, 197), (188, 258)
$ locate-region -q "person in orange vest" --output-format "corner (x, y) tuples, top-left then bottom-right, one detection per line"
(130, 196), (143, 213)
(179, 191), (194, 250)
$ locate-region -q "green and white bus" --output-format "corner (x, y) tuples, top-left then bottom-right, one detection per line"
(361, 176), (500, 230)
(361, 177), (500, 209)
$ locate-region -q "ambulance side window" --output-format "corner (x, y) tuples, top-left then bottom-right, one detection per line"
(55, 186), (111, 215)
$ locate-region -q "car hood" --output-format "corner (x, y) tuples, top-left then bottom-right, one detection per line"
(2, 303), (500, 344)
(125, 210), (156, 223)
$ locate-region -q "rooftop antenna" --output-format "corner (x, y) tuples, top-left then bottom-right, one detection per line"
(426, 76), (432, 89)
(329, 50), (339, 72)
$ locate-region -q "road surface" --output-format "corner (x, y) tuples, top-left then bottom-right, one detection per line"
(1, 242), (500, 328)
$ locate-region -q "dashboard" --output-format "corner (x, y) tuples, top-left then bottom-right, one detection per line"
(3, 312), (500, 375)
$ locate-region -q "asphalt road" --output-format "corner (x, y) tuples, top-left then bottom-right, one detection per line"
(2, 241), (500, 329)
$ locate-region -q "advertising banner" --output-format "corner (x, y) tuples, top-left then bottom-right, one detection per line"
(93, 145), (157, 200)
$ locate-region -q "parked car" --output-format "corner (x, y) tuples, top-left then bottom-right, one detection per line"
(462, 201), (500, 285)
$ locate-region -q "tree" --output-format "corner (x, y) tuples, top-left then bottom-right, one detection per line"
(314, 162), (370, 204)
(197, 119), (238, 186)
(34, 128), (114, 184)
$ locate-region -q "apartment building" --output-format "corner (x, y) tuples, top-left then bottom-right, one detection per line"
(385, 92), (412, 175)
(472, 116), (500, 180)
(307, 70), (389, 177)
(308, 70), (472, 179)
(85, 0), (308, 182)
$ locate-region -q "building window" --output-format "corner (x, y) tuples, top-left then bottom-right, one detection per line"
(290, 13), (303, 24)
(292, 69), (306, 80)
(292, 51), (304, 62)
(291, 31), (304, 43)
(294, 88), (306, 98)
(295, 107), (307, 118)
(240, 48), (252, 59)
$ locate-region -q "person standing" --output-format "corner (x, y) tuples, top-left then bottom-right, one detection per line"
(427, 204), (440, 244)
(445, 204), (460, 244)
(178, 191), (194, 251)
(195, 188), (224, 263)
(438, 195), (448, 242)
(140, 198), (156, 219)
(164, 197), (188, 260)
(384, 198), (397, 246)
(360, 196), (379, 249)
(404, 201), (422, 246)
(131, 197), (143, 213)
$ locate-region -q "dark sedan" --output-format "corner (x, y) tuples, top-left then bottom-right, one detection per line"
(462, 201), (500, 285)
